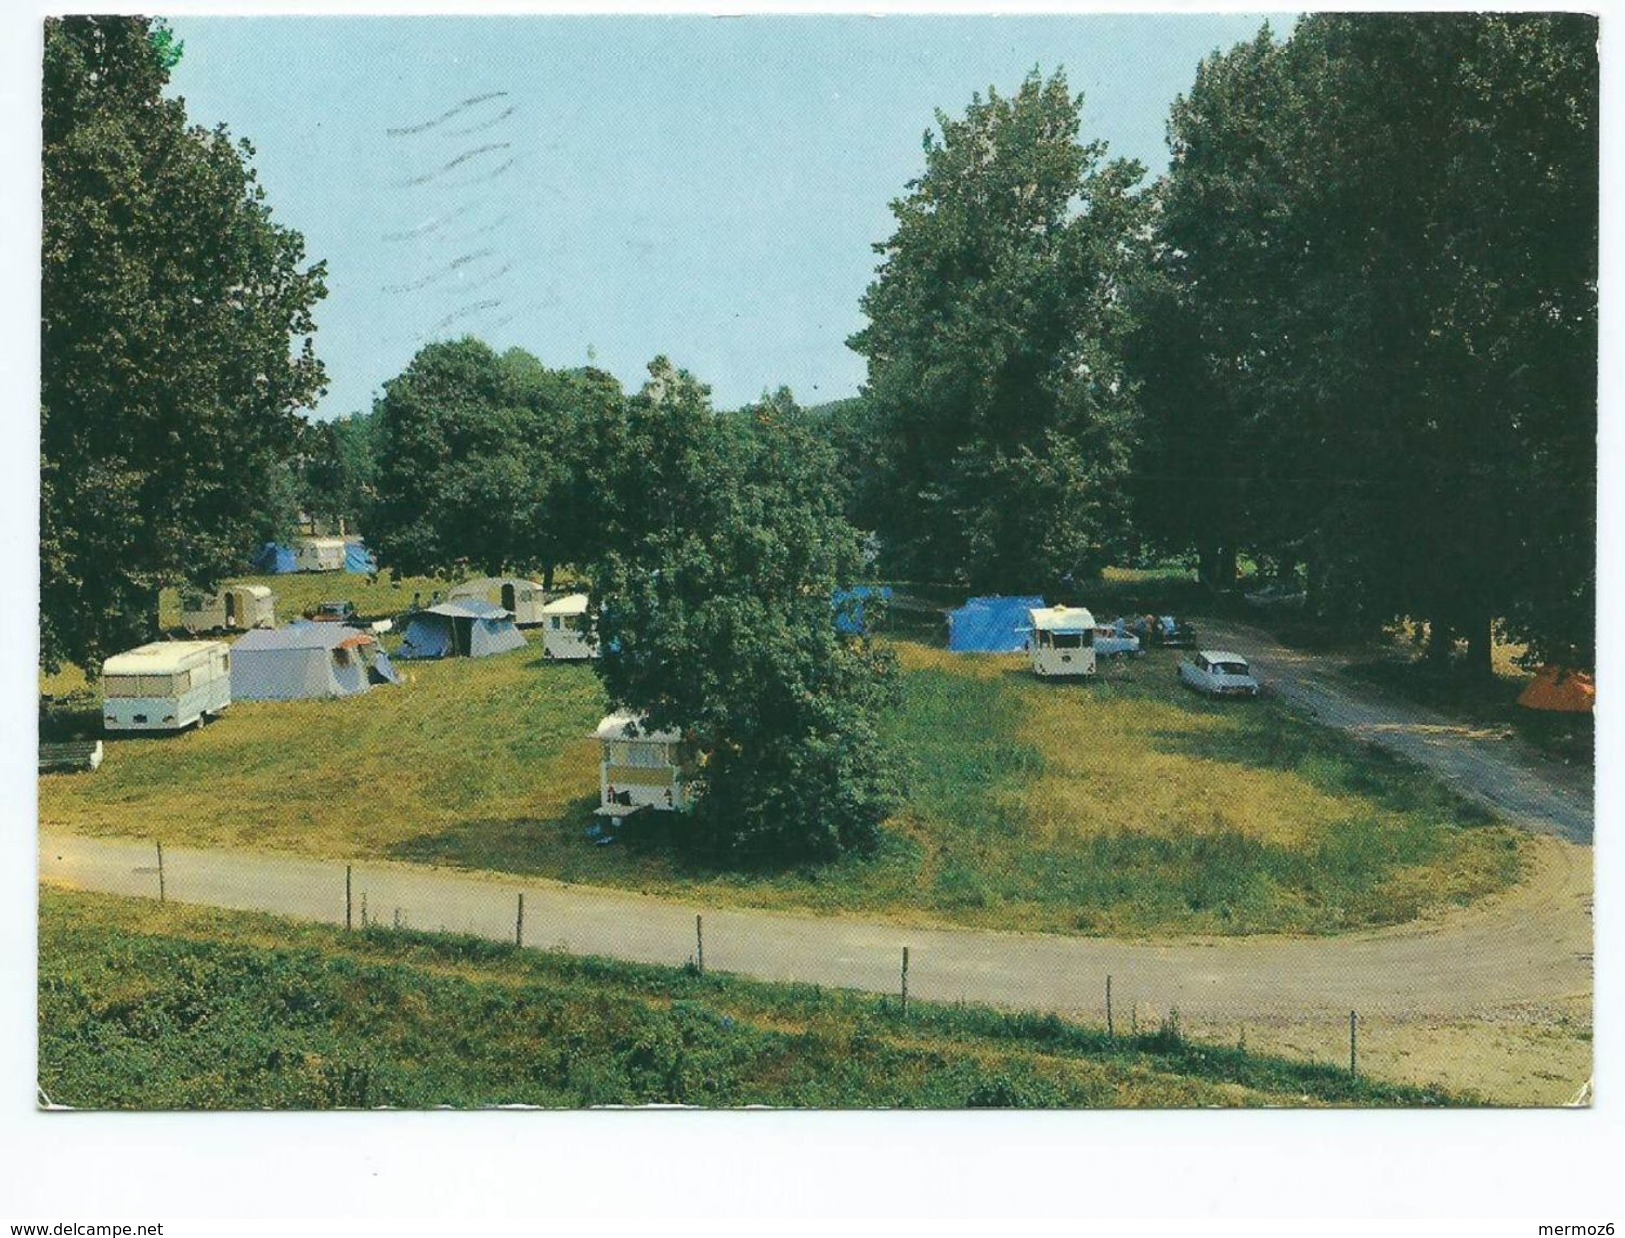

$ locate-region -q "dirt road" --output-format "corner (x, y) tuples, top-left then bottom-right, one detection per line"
(1201, 619), (1593, 845)
(39, 828), (1590, 1028)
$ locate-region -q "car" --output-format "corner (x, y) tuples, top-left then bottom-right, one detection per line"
(1093, 623), (1144, 659)
(306, 600), (361, 626)
(1178, 649), (1260, 698)
(1125, 614), (1198, 649)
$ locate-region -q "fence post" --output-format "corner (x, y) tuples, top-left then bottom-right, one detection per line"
(901, 946), (910, 1017)
(516, 893), (525, 948)
(695, 914), (704, 974)
(1349, 1010), (1358, 1078)
(155, 841), (165, 904)
(1106, 974), (1114, 1039)
(345, 865), (353, 931)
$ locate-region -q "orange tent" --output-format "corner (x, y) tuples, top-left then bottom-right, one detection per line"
(1517, 666), (1595, 713)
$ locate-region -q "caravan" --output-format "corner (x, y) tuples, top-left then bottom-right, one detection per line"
(594, 712), (698, 820)
(540, 593), (598, 660)
(1027, 606), (1098, 678)
(294, 537), (347, 572)
(101, 641), (232, 732)
(448, 577), (549, 626)
(180, 584), (276, 633)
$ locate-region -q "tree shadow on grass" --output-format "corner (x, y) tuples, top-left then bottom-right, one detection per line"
(1144, 704), (1498, 827)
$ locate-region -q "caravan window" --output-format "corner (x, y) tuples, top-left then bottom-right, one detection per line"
(1052, 632), (1084, 649)
(103, 674), (175, 697)
(550, 617), (562, 630)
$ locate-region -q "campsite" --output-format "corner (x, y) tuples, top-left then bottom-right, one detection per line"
(33, 9), (1597, 1141)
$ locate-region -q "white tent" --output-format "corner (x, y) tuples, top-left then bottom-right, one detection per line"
(231, 624), (399, 700)
(448, 576), (549, 626)
(397, 599), (528, 660)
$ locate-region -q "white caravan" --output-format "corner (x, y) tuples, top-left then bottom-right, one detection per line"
(180, 584), (276, 633)
(540, 593), (598, 660)
(101, 641), (232, 733)
(294, 536), (347, 572)
(448, 576), (549, 626)
(594, 712), (698, 820)
(1027, 606), (1098, 678)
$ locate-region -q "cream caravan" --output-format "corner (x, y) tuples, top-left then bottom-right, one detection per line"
(101, 641), (232, 732)
(1027, 606), (1098, 678)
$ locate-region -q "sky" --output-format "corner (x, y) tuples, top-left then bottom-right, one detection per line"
(161, 13), (1287, 418)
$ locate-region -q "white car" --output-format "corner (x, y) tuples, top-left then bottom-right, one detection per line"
(1178, 650), (1260, 698)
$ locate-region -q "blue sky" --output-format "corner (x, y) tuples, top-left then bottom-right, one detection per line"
(163, 14), (1285, 417)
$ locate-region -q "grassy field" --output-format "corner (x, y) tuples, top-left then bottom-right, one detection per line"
(37, 888), (1465, 1109)
(40, 620), (1523, 936)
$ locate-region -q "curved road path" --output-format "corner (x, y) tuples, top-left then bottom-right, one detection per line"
(39, 620), (1593, 1032)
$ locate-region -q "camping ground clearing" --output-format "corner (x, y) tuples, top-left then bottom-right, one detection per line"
(39, 628), (1524, 938)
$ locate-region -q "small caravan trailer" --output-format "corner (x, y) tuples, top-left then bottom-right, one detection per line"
(180, 584), (276, 633)
(231, 624), (401, 701)
(448, 577), (549, 626)
(594, 712), (698, 820)
(294, 537), (347, 573)
(1027, 606), (1098, 677)
(540, 593), (597, 660)
(100, 641), (232, 732)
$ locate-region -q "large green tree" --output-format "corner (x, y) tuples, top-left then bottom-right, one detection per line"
(366, 338), (616, 586)
(1138, 14), (1597, 669)
(41, 16), (327, 671)
(850, 70), (1150, 592)
(591, 360), (899, 864)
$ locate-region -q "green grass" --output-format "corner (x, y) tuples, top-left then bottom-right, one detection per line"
(158, 571), (459, 631)
(37, 888), (1468, 1109)
(40, 627), (1524, 937)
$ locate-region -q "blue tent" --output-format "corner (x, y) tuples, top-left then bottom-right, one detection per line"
(251, 542), (298, 574)
(947, 596), (1046, 653)
(343, 542), (377, 575)
(833, 586), (892, 635)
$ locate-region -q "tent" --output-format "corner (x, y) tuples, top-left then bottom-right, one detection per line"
(1517, 666), (1595, 713)
(231, 623), (397, 701)
(252, 543), (298, 575)
(396, 599), (528, 660)
(947, 596), (1046, 653)
(344, 542), (377, 575)
(833, 586), (892, 635)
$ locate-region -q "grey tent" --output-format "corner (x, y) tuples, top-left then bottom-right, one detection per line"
(231, 623), (399, 701)
(397, 599), (527, 660)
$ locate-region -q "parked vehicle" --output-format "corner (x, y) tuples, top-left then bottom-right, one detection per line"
(180, 584), (276, 633)
(307, 600), (359, 624)
(1131, 614), (1197, 649)
(1178, 650), (1260, 698)
(1093, 622), (1144, 659)
(101, 640), (232, 732)
(1243, 582), (1306, 609)
(1026, 605), (1097, 677)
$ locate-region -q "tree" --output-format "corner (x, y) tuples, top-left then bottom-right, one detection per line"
(850, 70), (1150, 592)
(591, 360), (899, 864)
(1139, 14), (1597, 669)
(366, 338), (613, 586)
(41, 15), (326, 671)
(297, 411), (378, 534)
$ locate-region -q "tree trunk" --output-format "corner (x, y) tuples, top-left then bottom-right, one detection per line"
(1426, 618), (1455, 669)
(1215, 543), (1238, 591)
(1464, 613), (1494, 680)
(543, 563), (556, 592)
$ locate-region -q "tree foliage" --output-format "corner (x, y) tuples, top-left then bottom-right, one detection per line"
(850, 70), (1150, 592)
(41, 15), (326, 671)
(592, 361), (899, 864)
(365, 338), (620, 586)
(1134, 14), (1597, 669)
